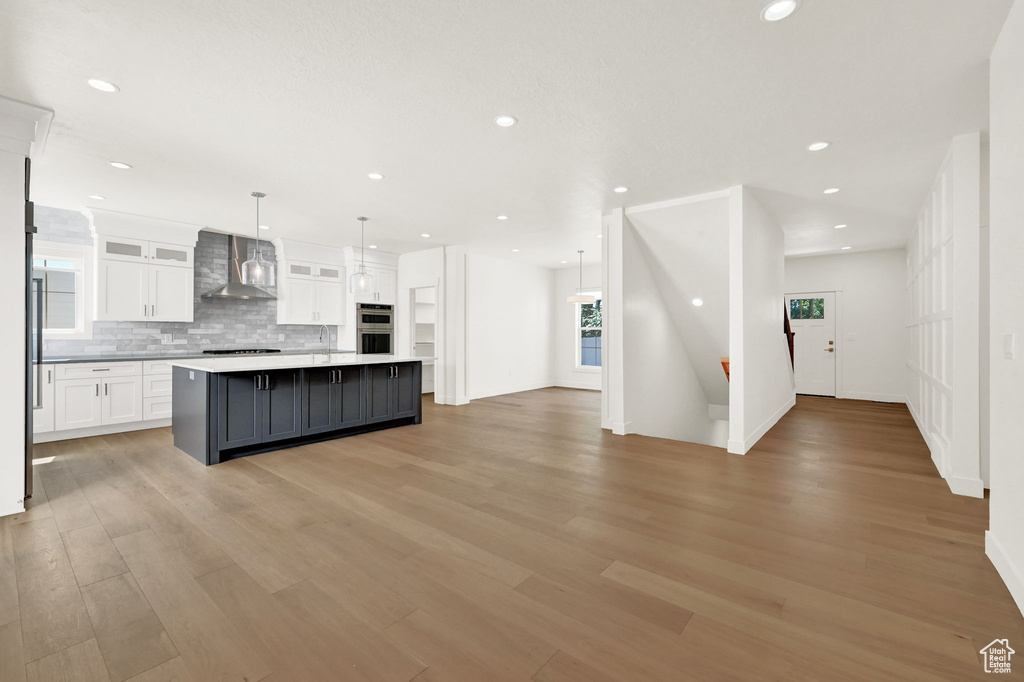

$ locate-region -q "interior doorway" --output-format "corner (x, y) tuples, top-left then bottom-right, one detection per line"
(785, 291), (836, 397)
(409, 286), (436, 394)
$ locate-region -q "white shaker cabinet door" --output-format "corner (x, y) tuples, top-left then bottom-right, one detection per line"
(97, 260), (149, 321)
(284, 279), (317, 324)
(149, 264), (193, 322)
(374, 268), (396, 305)
(316, 281), (343, 326)
(101, 376), (144, 425)
(55, 378), (103, 430)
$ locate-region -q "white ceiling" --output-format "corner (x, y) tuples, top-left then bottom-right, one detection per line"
(0, 0), (1011, 266)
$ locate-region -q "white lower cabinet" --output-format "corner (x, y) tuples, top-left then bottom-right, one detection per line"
(51, 361), (161, 435)
(144, 396), (173, 420)
(33, 364), (55, 434)
(101, 376), (144, 424)
(55, 378), (104, 430)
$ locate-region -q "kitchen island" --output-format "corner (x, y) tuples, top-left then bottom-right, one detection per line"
(170, 354), (427, 465)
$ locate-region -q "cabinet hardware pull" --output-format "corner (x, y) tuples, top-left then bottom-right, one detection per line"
(95, 383), (99, 397)
(47, 370), (51, 384)
(151, 304), (155, 317)
(256, 374), (262, 390)
(104, 383), (108, 396)
(143, 304), (147, 316)
(92, 368), (110, 371)
(264, 374), (271, 390)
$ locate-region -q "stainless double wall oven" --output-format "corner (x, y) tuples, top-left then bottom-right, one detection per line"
(356, 303), (394, 354)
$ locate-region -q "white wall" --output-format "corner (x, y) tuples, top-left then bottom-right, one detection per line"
(553, 264), (602, 390)
(905, 132), (983, 498)
(784, 249), (907, 403)
(0, 96), (51, 517)
(987, 0), (1024, 618)
(626, 197), (730, 409)
(729, 186), (796, 455)
(621, 214), (727, 447)
(465, 253), (554, 400)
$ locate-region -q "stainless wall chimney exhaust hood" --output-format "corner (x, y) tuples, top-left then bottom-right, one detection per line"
(201, 235), (276, 300)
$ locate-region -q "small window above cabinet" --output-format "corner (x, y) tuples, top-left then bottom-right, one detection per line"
(316, 264), (343, 282)
(149, 242), (193, 267)
(287, 262), (316, 279)
(99, 236), (148, 263)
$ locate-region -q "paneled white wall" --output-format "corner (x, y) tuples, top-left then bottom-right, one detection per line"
(905, 132), (982, 498)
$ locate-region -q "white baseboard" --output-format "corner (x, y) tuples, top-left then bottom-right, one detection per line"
(987, 531), (1024, 618)
(0, 500), (25, 519)
(837, 391), (906, 403)
(35, 418), (171, 443)
(552, 379), (602, 391)
(947, 475), (985, 498)
(467, 379), (556, 401)
(729, 395), (796, 455)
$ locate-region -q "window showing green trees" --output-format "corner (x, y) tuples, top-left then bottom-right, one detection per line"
(788, 297), (825, 320)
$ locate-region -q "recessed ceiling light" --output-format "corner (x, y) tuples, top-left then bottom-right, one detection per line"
(834, 224), (847, 229)
(87, 79), (119, 93)
(760, 0), (799, 22)
(560, 260), (568, 264)
(823, 187), (839, 194)
(368, 244), (378, 249)
(494, 115), (518, 127)
(109, 161), (132, 169)
(613, 186), (629, 193)
(841, 246), (852, 250)
(421, 233), (431, 238)
(595, 234), (602, 238)
(807, 141), (830, 152)
(496, 215), (508, 220)
(692, 298), (704, 307)
(367, 172), (384, 180)
(259, 225), (270, 230)
(88, 195), (106, 200)
(511, 249), (520, 253)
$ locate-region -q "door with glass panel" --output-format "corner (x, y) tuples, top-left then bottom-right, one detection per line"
(785, 292), (836, 396)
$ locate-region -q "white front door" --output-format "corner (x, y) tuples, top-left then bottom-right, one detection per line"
(786, 292), (836, 397)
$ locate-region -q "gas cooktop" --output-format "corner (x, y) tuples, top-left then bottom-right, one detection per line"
(202, 348), (282, 355)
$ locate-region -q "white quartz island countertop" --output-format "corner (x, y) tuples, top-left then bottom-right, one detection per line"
(170, 353), (434, 373)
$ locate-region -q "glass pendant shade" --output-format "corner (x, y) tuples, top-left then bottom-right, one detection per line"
(241, 191), (276, 287)
(242, 251), (276, 287)
(566, 250), (595, 304)
(349, 265), (375, 294)
(350, 216), (377, 294)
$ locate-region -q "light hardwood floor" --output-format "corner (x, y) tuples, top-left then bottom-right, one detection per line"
(0, 390), (1019, 681)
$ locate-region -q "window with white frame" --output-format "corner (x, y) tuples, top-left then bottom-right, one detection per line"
(32, 241), (92, 339)
(576, 292), (602, 368)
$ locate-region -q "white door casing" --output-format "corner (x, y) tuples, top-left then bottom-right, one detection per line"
(786, 291), (836, 397)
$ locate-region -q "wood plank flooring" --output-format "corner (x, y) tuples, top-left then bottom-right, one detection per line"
(1, 390), (1019, 681)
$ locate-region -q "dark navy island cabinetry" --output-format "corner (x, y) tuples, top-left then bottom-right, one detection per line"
(171, 359), (422, 465)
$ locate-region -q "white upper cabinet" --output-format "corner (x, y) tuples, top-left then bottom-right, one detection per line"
(353, 266), (396, 304)
(86, 208), (201, 323)
(97, 260), (149, 320)
(149, 264), (193, 321)
(272, 238), (347, 326)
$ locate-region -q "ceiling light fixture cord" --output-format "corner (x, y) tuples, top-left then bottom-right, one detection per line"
(252, 191), (265, 255)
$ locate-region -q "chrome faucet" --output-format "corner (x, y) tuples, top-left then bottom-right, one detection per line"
(318, 325), (331, 358)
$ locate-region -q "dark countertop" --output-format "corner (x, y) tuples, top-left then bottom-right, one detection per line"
(42, 349), (358, 365)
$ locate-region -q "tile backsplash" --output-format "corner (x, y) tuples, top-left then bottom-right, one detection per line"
(38, 207), (339, 357)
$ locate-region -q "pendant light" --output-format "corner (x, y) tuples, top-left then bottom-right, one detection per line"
(567, 250), (596, 304)
(241, 191), (276, 287)
(349, 216), (376, 294)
